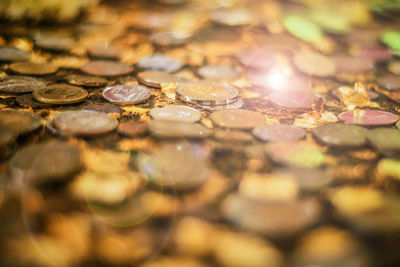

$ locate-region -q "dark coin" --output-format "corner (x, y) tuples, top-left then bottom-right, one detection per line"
(377, 75), (400, 91)
(367, 128), (400, 152)
(83, 103), (122, 114)
(9, 62), (59, 76)
(0, 46), (30, 62)
(312, 123), (368, 147)
(80, 60), (134, 77)
(252, 124), (305, 142)
(65, 74), (107, 87)
(35, 36), (74, 52)
(236, 48), (277, 70)
(16, 94), (52, 108)
(33, 84), (88, 104)
(87, 45), (120, 59)
(117, 120), (148, 137)
(137, 54), (182, 73)
(0, 110), (42, 136)
(0, 75), (48, 94)
(269, 91), (324, 111)
(102, 85), (151, 105)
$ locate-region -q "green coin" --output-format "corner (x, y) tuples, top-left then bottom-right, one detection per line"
(381, 30), (400, 51)
(310, 10), (350, 34)
(284, 15), (323, 43)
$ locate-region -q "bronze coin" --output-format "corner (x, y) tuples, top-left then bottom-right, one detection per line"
(0, 46), (30, 62)
(137, 71), (187, 88)
(117, 120), (148, 137)
(137, 53), (182, 73)
(9, 62), (59, 76)
(0, 110), (42, 136)
(0, 75), (48, 94)
(83, 103), (122, 114)
(252, 124), (306, 142)
(80, 60), (134, 77)
(65, 74), (107, 87)
(16, 94), (52, 108)
(312, 123), (368, 147)
(210, 109), (265, 129)
(87, 45), (120, 59)
(33, 84), (88, 104)
(102, 84), (151, 105)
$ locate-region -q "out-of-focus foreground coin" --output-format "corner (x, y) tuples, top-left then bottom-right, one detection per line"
(117, 120), (148, 137)
(80, 60), (133, 77)
(148, 120), (211, 138)
(252, 124), (306, 142)
(312, 123), (368, 147)
(33, 84), (88, 104)
(137, 53), (182, 73)
(269, 91), (324, 111)
(339, 110), (398, 126)
(0, 110), (42, 135)
(150, 105), (201, 123)
(293, 49), (336, 77)
(0, 46), (30, 62)
(210, 109), (265, 129)
(367, 128), (400, 152)
(0, 75), (48, 94)
(198, 65), (240, 80)
(102, 85), (151, 105)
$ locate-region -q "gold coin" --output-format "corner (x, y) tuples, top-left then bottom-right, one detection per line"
(33, 84), (88, 104)
(9, 62), (58, 75)
(210, 109), (265, 129)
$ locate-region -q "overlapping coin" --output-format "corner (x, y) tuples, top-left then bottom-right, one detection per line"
(33, 84), (88, 104)
(102, 85), (151, 105)
(80, 60), (133, 77)
(0, 75), (48, 94)
(137, 54), (182, 73)
(339, 110), (398, 126)
(83, 103), (122, 114)
(9, 62), (59, 75)
(137, 71), (187, 88)
(87, 45), (120, 59)
(367, 128), (400, 152)
(117, 120), (148, 137)
(210, 109), (265, 129)
(16, 94), (52, 108)
(312, 123), (368, 147)
(150, 105), (201, 123)
(252, 124), (306, 142)
(65, 74), (107, 87)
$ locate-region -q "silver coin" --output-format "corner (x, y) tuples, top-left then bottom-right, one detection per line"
(150, 105), (201, 123)
(137, 53), (182, 73)
(148, 120), (212, 138)
(102, 85), (151, 105)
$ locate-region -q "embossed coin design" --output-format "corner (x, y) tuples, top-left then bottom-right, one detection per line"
(210, 109), (265, 129)
(150, 105), (201, 123)
(103, 85), (151, 105)
(33, 84), (88, 104)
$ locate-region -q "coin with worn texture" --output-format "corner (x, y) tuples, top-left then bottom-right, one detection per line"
(198, 65), (240, 80)
(80, 60), (133, 77)
(312, 123), (368, 147)
(269, 90), (324, 111)
(65, 74), (107, 87)
(377, 75), (400, 91)
(293, 49), (336, 77)
(53, 110), (118, 136)
(210, 109), (264, 129)
(150, 105), (201, 123)
(0, 75), (48, 94)
(0, 110), (42, 135)
(117, 120), (148, 137)
(253, 124), (305, 142)
(137, 71), (187, 88)
(148, 120), (211, 138)
(137, 54), (182, 72)
(33, 84), (88, 104)
(16, 94), (52, 108)
(83, 103), (122, 114)
(367, 128), (400, 152)
(0, 46), (30, 62)
(176, 81), (239, 106)
(102, 85), (151, 105)
(9, 62), (59, 75)
(339, 110), (398, 126)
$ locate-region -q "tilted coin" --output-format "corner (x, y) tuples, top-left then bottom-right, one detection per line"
(0, 127), (17, 152)
(198, 65), (240, 80)
(367, 128), (400, 152)
(8, 62), (59, 76)
(33, 84), (88, 104)
(0, 46), (30, 62)
(269, 90), (324, 111)
(333, 55), (374, 73)
(252, 124), (306, 142)
(274, 168), (333, 191)
(150, 105), (201, 123)
(137, 53), (182, 73)
(117, 120), (148, 137)
(176, 81), (239, 106)
(87, 45), (120, 59)
(65, 74), (107, 87)
(210, 109), (265, 129)
(214, 130), (253, 143)
(137, 71), (187, 88)
(53, 110), (118, 136)
(80, 60), (133, 77)
(0, 75), (48, 94)
(293, 49), (336, 77)
(339, 110), (398, 126)
(0, 110), (42, 135)
(377, 75), (400, 91)
(8, 141), (82, 185)
(148, 120), (212, 138)
(236, 48), (276, 70)
(16, 94), (52, 109)
(83, 103), (122, 114)
(102, 85), (151, 105)
(312, 123), (368, 147)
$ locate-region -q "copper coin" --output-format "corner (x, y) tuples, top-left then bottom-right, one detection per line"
(236, 48), (277, 70)
(9, 62), (59, 76)
(137, 54), (182, 73)
(252, 124), (306, 142)
(176, 81), (239, 106)
(339, 110), (398, 126)
(0, 110), (42, 136)
(148, 120), (212, 138)
(377, 75), (400, 91)
(210, 109), (265, 129)
(0, 46), (30, 62)
(367, 128), (400, 152)
(65, 74), (107, 87)
(150, 105), (201, 123)
(102, 85), (151, 105)
(137, 71), (187, 88)
(312, 123), (368, 147)
(198, 65), (240, 80)
(293, 49), (336, 77)
(0, 75), (48, 94)
(33, 84), (88, 104)
(83, 103), (122, 114)
(53, 110), (118, 136)
(117, 120), (148, 137)
(80, 60), (133, 77)
(333, 55), (374, 73)
(16, 94), (52, 109)
(269, 90), (324, 111)
(87, 45), (120, 59)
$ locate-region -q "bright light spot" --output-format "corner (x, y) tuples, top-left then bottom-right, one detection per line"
(267, 71), (287, 90)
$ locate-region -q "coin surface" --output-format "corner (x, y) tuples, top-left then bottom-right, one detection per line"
(9, 62), (59, 75)
(377, 75), (400, 91)
(0, 127), (17, 149)
(35, 36), (74, 52)
(210, 109), (265, 129)
(0, 75), (48, 94)
(117, 120), (148, 137)
(33, 84), (88, 104)
(332, 55), (374, 73)
(312, 123), (368, 147)
(65, 74), (107, 87)
(16, 94), (52, 108)
(102, 85), (151, 105)
(137, 71), (187, 88)
(293, 49), (336, 77)
(83, 103), (122, 114)
(80, 60), (134, 77)
(367, 128), (400, 152)
(150, 31), (188, 47)
(150, 105), (201, 123)
(0, 46), (30, 62)
(269, 91), (324, 111)
(339, 110), (398, 126)
(198, 65), (240, 80)
(53, 110), (118, 136)
(236, 48), (277, 70)
(87, 45), (120, 59)
(137, 53), (182, 72)
(148, 120), (212, 138)
(0, 110), (42, 135)
(252, 124), (306, 142)
(176, 81), (239, 106)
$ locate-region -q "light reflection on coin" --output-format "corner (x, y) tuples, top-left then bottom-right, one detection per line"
(102, 85), (151, 105)
(269, 90), (324, 111)
(148, 120), (211, 138)
(150, 105), (201, 123)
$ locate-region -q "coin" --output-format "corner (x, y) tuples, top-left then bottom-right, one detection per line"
(148, 120), (212, 138)
(339, 110), (398, 126)
(8, 62), (59, 75)
(388, 60), (400, 75)
(0, 110), (42, 135)
(176, 81), (239, 106)
(333, 55), (374, 73)
(16, 94), (52, 108)
(137, 54), (182, 73)
(53, 110), (118, 136)
(80, 60), (134, 77)
(150, 105), (201, 123)
(211, 8), (257, 26)
(117, 120), (148, 137)
(269, 90), (324, 111)
(274, 168), (333, 191)
(377, 75), (400, 91)
(102, 85), (151, 105)
(0, 127), (17, 151)
(198, 65), (240, 80)
(83, 103), (122, 114)
(284, 15), (322, 43)
(0, 75), (48, 94)
(367, 128), (400, 152)
(236, 48), (276, 70)
(35, 36), (74, 52)
(214, 130), (253, 143)
(137, 71), (187, 88)
(150, 31), (188, 47)
(293, 49), (336, 77)
(252, 124), (305, 142)
(0, 46), (30, 62)
(87, 45), (120, 59)
(312, 123), (368, 147)
(210, 109), (264, 129)
(65, 74), (107, 87)
(33, 84), (88, 104)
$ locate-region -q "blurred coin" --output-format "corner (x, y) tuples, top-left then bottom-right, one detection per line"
(0, 110), (42, 135)
(117, 120), (148, 137)
(198, 65), (240, 80)
(65, 74), (107, 87)
(80, 60), (133, 77)
(274, 168), (333, 191)
(0, 75), (47, 94)
(0, 127), (17, 154)
(150, 31), (188, 47)
(293, 49), (336, 77)
(148, 120), (211, 138)
(211, 8), (257, 26)
(9, 62), (58, 75)
(137, 54), (182, 73)
(83, 103), (122, 114)
(176, 81), (238, 106)
(381, 30), (400, 51)
(312, 123), (368, 147)
(53, 110), (118, 136)
(252, 124), (305, 142)
(339, 110), (398, 126)
(87, 45), (120, 59)
(284, 15), (322, 43)
(102, 85), (151, 105)
(150, 105), (201, 123)
(388, 60), (400, 75)
(214, 130), (253, 143)
(33, 84), (88, 104)
(16, 94), (52, 108)
(0, 46), (30, 62)
(333, 55), (374, 73)
(269, 90), (324, 111)
(357, 48), (392, 63)
(236, 48), (276, 70)
(35, 36), (74, 52)
(377, 75), (400, 91)
(310, 10), (351, 34)
(210, 109), (264, 129)
(367, 128), (400, 152)
(137, 71), (187, 88)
